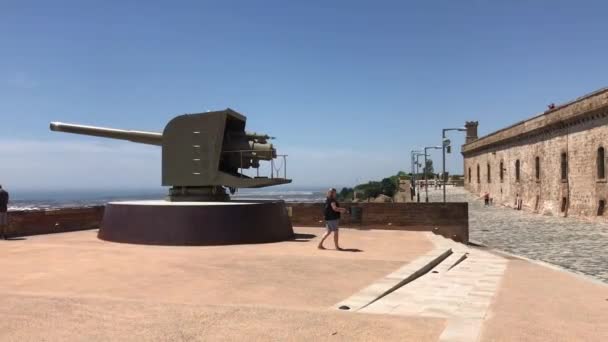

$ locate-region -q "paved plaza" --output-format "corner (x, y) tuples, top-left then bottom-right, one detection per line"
(1, 227), (607, 341)
(426, 187), (608, 283)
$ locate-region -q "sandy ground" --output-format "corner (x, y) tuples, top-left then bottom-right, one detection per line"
(1, 227), (606, 341)
(0, 295), (445, 341)
(0, 227), (444, 341)
(480, 258), (608, 342)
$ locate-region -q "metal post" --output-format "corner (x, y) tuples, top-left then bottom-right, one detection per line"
(415, 155), (419, 202)
(424, 151), (428, 202)
(411, 151), (415, 200)
(415, 154), (418, 201)
(240, 151), (243, 178)
(283, 155), (287, 179)
(423, 146), (442, 202)
(440, 128), (467, 202)
(415, 153), (424, 203)
(442, 129), (447, 203)
(411, 152), (415, 200)
(410, 150), (421, 201)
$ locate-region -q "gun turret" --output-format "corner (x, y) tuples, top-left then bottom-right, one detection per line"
(50, 109), (290, 201)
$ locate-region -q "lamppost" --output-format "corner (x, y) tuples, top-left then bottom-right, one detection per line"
(424, 146), (442, 202)
(441, 127), (467, 202)
(414, 152), (427, 203)
(410, 150), (422, 201)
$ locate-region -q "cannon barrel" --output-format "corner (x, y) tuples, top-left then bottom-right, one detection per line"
(245, 131), (274, 143)
(50, 122), (163, 146)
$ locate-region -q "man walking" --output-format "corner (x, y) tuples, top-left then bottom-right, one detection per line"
(0, 185), (9, 240)
(483, 192), (490, 206)
(317, 188), (348, 250)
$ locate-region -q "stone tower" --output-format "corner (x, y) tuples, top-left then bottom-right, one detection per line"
(465, 121), (479, 144)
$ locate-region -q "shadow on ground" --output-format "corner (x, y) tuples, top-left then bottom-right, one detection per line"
(290, 233), (316, 242)
(339, 248), (363, 253)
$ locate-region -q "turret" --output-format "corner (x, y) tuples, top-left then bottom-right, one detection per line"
(50, 109), (290, 201)
(465, 121), (479, 144)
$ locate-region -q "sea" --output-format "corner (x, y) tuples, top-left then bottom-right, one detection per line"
(8, 187), (330, 211)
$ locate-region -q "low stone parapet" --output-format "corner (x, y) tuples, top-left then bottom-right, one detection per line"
(4, 202), (469, 243)
(289, 202), (469, 243)
(5, 206), (104, 237)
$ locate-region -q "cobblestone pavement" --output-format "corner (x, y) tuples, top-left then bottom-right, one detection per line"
(424, 187), (608, 283)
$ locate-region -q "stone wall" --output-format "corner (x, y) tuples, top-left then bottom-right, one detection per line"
(4, 203), (469, 243)
(288, 202), (469, 243)
(5, 206), (104, 237)
(462, 88), (608, 218)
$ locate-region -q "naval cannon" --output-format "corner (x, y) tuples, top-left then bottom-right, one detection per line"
(50, 109), (290, 201)
(49, 109), (294, 246)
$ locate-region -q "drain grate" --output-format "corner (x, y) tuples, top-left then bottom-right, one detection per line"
(447, 253), (469, 271)
(356, 248), (453, 310)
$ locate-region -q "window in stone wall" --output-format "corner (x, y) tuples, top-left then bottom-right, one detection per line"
(515, 160), (520, 182)
(598, 200), (605, 216)
(597, 147), (605, 179)
(477, 164), (480, 183)
(561, 197), (568, 213)
(561, 152), (568, 181)
(487, 163), (491, 183)
(535, 156), (540, 180)
(468, 167), (471, 183)
(500, 161), (504, 182)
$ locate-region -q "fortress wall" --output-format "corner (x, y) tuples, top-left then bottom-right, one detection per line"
(463, 88), (608, 218)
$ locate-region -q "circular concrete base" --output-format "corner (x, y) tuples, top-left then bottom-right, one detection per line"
(98, 200), (294, 246)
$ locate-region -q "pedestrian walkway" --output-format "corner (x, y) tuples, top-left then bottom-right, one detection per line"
(335, 232), (608, 341)
(428, 187), (608, 283)
(1, 223), (606, 341)
(338, 233), (508, 341)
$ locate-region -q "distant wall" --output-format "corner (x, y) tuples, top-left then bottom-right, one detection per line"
(288, 202), (469, 243)
(5, 206), (104, 237)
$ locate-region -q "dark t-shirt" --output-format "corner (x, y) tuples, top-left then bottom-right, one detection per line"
(324, 198), (341, 220)
(0, 190), (8, 213)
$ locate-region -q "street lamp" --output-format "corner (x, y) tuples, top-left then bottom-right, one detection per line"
(442, 127), (467, 202)
(410, 150), (422, 201)
(424, 146), (442, 202)
(414, 152), (427, 202)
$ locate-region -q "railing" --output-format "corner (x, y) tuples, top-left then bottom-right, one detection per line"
(222, 150), (288, 179)
(270, 154), (288, 179)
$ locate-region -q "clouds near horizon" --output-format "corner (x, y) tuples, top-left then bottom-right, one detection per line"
(0, 139), (159, 190)
(0, 138), (428, 191)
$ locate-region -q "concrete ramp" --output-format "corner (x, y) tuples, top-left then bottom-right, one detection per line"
(335, 233), (508, 342)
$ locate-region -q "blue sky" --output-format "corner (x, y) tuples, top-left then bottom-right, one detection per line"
(1, 0), (607, 191)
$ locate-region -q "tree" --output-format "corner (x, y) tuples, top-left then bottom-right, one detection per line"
(337, 187), (354, 201)
(350, 171), (410, 200)
(388, 171), (410, 188)
(355, 181), (383, 200)
(380, 177), (397, 197)
(423, 160), (434, 178)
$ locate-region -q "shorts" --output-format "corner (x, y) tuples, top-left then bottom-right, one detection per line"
(325, 219), (339, 232)
(0, 212), (7, 226)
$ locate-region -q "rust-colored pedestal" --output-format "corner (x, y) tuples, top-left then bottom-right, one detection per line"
(98, 200), (294, 246)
